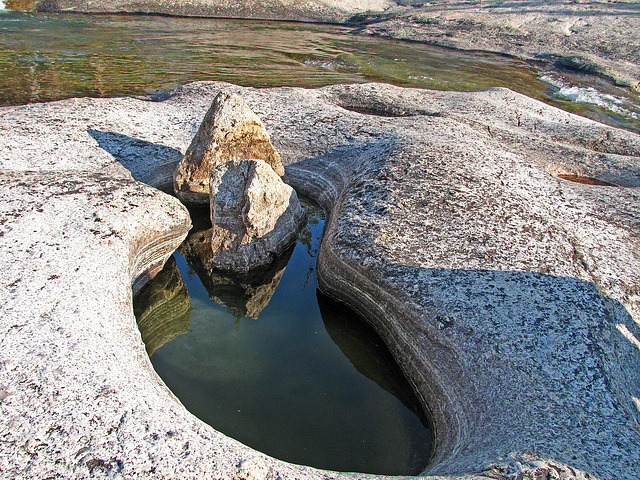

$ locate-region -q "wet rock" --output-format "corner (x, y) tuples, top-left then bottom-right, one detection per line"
(179, 226), (294, 320)
(209, 158), (305, 273)
(133, 256), (192, 356)
(173, 91), (284, 205)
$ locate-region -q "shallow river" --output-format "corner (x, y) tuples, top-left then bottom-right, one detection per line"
(1, 5), (639, 132)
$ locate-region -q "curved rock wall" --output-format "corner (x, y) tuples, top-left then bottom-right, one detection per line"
(1, 81), (639, 479)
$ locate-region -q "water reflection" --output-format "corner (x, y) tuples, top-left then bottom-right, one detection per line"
(319, 292), (431, 429)
(133, 256), (192, 356)
(178, 225), (295, 321)
(133, 202), (433, 475)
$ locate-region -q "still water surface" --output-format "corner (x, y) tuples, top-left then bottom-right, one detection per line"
(134, 203), (433, 475)
(1, 6), (639, 132)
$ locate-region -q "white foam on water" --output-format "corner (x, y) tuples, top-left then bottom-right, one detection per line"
(541, 74), (640, 120)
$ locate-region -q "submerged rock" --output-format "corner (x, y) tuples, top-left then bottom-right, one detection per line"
(173, 91), (283, 205)
(209, 158), (305, 273)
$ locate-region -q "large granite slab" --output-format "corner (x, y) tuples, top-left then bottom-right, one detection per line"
(1, 81), (639, 479)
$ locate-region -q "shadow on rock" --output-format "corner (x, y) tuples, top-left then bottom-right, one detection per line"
(88, 129), (182, 192)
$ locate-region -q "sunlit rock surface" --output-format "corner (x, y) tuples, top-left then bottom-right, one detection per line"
(36, 0), (395, 23)
(209, 158), (306, 273)
(173, 91), (284, 205)
(0, 81), (639, 479)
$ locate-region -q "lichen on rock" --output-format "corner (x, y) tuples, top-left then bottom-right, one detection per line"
(209, 158), (306, 273)
(173, 91), (284, 205)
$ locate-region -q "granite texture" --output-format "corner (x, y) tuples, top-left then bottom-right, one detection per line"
(174, 91), (284, 205)
(0, 81), (639, 479)
(35, 0), (395, 23)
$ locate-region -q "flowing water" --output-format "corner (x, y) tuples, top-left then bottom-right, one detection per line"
(1, 6), (639, 132)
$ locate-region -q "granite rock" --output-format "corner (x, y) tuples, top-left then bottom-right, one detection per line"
(174, 91), (284, 205)
(36, 0), (395, 24)
(0, 81), (639, 480)
(209, 158), (306, 273)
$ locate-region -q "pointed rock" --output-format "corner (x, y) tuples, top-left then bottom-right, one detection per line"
(173, 91), (284, 205)
(209, 158), (305, 273)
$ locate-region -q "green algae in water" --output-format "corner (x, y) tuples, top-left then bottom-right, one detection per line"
(2, 10), (639, 133)
(133, 202), (433, 475)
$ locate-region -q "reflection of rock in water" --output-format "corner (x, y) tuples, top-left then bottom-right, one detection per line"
(318, 291), (432, 429)
(133, 256), (193, 356)
(179, 226), (294, 320)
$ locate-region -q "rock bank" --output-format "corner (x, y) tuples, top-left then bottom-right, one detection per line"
(1, 81), (640, 480)
(35, 0), (395, 23)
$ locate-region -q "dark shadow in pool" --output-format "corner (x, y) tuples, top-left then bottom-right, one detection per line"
(318, 290), (433, 432)
(87, 129), (182, 192)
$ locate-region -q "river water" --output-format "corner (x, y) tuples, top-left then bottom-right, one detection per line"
(1, 6), (639, 132)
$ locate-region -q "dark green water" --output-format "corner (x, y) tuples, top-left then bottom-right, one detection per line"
(1, 7), (639, 132)
(134, 203), (433, 475)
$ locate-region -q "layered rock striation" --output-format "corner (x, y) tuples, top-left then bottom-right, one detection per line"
(0, 81), (639, 479)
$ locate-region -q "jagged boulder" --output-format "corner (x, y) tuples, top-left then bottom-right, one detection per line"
(209, 158), (305, 273)
(173, 91), (284, 205)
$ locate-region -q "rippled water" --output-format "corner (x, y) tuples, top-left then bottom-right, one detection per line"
(2, 7), (638, 132)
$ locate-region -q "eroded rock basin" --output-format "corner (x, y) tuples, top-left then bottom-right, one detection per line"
(1, 81), (640, 479)
(134, 201), (433, 475)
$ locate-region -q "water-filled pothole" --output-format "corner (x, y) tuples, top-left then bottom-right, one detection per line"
(133, 200), (433, 475)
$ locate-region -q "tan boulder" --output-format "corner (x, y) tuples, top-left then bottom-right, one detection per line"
(173, 91), (283, 204)
(209, 158), (305, 273)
